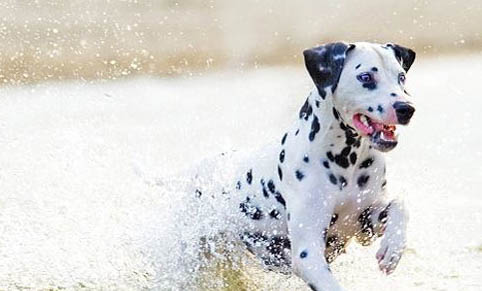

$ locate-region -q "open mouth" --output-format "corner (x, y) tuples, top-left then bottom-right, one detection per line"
(352, 113), (398, 152)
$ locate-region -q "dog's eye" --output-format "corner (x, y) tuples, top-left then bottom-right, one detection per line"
(398, 72), (406, 84)
(357, 73), (373, 83)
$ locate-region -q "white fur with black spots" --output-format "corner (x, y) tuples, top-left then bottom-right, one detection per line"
(192, 42), (416, 290)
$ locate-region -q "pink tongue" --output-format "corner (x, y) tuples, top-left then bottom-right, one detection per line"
(353, 115), (373, 135)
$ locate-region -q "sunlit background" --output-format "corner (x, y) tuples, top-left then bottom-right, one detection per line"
(0, 1), (481, 290)
(0, 0), (480, 84)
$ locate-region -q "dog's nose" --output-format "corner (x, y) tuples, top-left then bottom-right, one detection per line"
(393, 102), (415, 124)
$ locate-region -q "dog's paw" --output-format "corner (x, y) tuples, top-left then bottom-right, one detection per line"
(376, 232), (406, 275)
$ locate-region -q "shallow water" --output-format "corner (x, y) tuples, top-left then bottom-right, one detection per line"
(0, 54), (481, 290)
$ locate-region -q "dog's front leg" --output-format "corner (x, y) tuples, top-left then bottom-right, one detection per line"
(287, 191), (343, 291)
(376, 199), (408, 274)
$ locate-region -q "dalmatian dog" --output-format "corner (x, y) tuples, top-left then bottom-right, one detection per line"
(193, 42), (415, 290)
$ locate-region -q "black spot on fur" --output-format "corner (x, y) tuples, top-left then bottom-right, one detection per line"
(250, 208), (263, 220)
(345, 136), (356, 146)
(339, 122), (347, 131)
(355, 64), (361, 69)
(315, 100), (320, 108)
(332, 107), (340, 120)
(308, 283), (317, 291)
(378, 203), (391, 223)
(236, 181), (241, 190)
(254, 235), (291, 268)
(295, 170), (305, 181)
(309, 115), (320, 141)
(195, 189), (202, 197)
(279, 150), (285, 163)
(329, 173), (337, 185)
(260, 179), (269, 198)
(246, 169), (253, 184)
(360, 157), (374, 168)
(390, 92), (397, 97)
(269, 209), (281, 219)
(345, 126), (358, 136)
(303, 155), (309, 163)
(287, 212), (290, 221)
(266, 236), (291, 256)
(319, 88), (327, 99)
(274, 191), (286, 208)
(300, 250), (308, 258)
(354, 137), (361, 148)
(358, 207), (375, 245)
(327, 152), (335, 162)
(240, 198), (263, 220)
(241, 231), (268, 249)
(339, 176), (347, 189)
(368, 106), (374, 112)
(278, 166), (283, 181)
(334, 155), (350, 168)
(381, 180), (387, 189)
(267, 180), (276, 193)
(341, 146), (351, 156)
(341, 123), (358, 137)
(377, 105), (384, 113)
(295, 129), (299, 135)
(299, 99), (313, 120)
(326, 236), (338, 247)
(322, 228), (328, 242)
(357, 175), (370, 188)
(349, 152), (357, 164)
(330, 213), (338, 226)
(281, 133), (288, 145)
(325, 235), (346, 263)
(322, 160), (330, 169)
(363, 82), (377, 90)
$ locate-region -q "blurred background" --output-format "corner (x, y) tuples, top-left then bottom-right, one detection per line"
(0, 0), (480, 85)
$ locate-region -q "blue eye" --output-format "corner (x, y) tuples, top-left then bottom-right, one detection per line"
(399, 72), (406, 84)
(357, 72), (373, 83)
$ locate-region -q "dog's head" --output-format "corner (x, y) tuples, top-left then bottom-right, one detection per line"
(304, 42), (416, 152)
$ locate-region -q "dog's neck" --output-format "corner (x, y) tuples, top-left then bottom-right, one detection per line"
(290, 88), (373, 173)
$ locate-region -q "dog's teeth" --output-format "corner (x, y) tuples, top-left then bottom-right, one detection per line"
(381, 131), (391, 140)
(360, 115), (369, 127)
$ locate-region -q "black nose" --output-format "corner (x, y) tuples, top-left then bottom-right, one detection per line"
(393, 102), (415, 124)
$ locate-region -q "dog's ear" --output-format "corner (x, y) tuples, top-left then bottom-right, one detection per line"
(385, 43), (416, 72)
(303, 42), (355, 99)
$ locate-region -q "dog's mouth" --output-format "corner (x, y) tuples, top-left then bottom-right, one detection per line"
(352, 113), (398, 152)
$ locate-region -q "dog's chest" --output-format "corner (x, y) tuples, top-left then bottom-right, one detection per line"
(333, 162), (386, 211)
